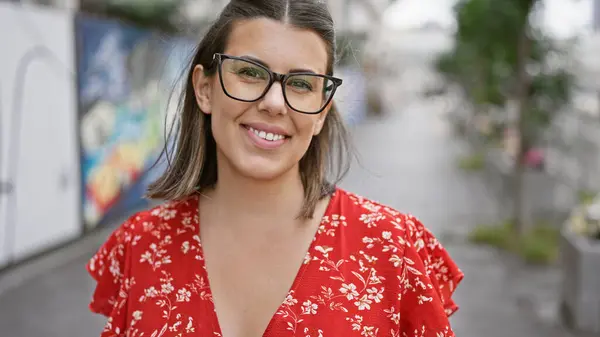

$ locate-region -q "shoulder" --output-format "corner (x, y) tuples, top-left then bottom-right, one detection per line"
(95, 196), (199, 250)
(333, 188), (464, 316)
(89, 195), (199, 268)
(86, 195), (199, 316)
(332, 187), (426, 238)
(122, 196), (199, 237)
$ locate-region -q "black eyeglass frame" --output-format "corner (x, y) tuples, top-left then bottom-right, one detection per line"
(212, 53), (343, 115)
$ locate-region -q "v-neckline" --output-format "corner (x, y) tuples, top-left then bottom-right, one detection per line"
(191, 189), (338, 337)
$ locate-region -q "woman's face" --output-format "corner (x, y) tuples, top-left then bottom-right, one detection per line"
(193, 18), (331, 182)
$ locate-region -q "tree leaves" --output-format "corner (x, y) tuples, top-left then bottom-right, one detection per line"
(436, 0), (574, 150)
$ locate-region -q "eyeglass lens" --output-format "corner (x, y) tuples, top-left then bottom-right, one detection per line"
(221, 58), (334, 113)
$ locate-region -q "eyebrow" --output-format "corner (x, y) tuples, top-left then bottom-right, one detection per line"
(241, 55), (318, 74)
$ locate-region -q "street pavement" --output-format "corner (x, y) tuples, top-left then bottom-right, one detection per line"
(0, 84), (580, 337)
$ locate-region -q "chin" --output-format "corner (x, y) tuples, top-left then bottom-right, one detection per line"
(233, 155), (298, 182)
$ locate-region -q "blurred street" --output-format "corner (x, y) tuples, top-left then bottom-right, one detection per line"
(0, 74), (580, 337)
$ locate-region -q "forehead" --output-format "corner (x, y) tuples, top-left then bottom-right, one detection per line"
(224, 18), (329, 74)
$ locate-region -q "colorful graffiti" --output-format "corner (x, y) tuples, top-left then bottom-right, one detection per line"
(76, 15), (194, 228)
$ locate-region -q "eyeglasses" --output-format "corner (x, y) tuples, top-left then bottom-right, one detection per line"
(212, 53), (343, 114)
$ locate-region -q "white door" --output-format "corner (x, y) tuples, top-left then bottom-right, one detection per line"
(0, 4), (81, 264)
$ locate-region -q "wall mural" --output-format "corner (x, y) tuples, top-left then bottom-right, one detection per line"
(76, 15), (194, 229)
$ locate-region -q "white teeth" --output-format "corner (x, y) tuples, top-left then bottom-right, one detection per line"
(248, 127), (285, 141)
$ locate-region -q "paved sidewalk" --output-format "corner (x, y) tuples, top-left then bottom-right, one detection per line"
(341, 95), (577, 337)
(447, 242), (574, 337)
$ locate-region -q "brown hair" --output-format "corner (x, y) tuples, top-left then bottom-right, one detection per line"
(147, 0), (353, 218)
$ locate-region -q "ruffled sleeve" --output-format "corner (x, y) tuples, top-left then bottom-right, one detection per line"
(398, 215), (464, 336)
(86, 218), (134, 317)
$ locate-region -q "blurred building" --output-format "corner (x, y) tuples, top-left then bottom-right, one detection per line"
(14, 0), (392, 36)
(595, 0), (600, 31)
(17, 0), (79, 10)
(328, 0), (390, 35)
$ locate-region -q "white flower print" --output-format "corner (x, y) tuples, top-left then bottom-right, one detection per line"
(87, 190), (463, 337)
(390, 254), (402, 267)
(414, 238), (425, 251)
(275, 291), (305, 333)
(366, 287), (384, 303)
(360, 326), (378, 337)
(109, 256), (121, 278)
(354, 294), (372, 310)
(283, 294), (299, 306)
(418, 294), (433, 305)
(151, 205), (177, 221)
(185, 274), (212, 301)
(161, 282), (174, 295)
(340, 283), (359, 300)
(132, 310), (143, 321)
(384, 306), (401, 325)
(185, 317), (195, 333)
(315, 246), (333, 257)
(362, 237), (375, 249)
(304, 252), (312, 264)
(176, 288), (192, 302)
(359, 212), (384, 228)
(139, 286), (159, 302)
(139, 237), (173, 271)
(347, 314), (363, 331)
(302, 300), (318, 315)
(181, 241), (190, 254)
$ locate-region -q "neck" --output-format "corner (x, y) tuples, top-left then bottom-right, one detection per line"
(205, 153), (306, 222)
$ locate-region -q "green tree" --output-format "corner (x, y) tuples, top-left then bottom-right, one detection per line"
(436, 0), (573, 235)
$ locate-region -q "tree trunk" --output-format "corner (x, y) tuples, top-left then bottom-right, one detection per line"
(512, 24), (532, 237)
(513, 146), (527, 235)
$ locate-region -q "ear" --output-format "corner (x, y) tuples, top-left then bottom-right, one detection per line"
(313, 101), (332, 136)
(192, 64), (212, 114)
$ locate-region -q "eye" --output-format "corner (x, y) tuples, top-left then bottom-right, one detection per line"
(236, 66), (267, 79)
(288, 79), (313, 92)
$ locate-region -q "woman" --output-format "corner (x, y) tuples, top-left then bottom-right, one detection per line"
(87, 0), (464, 336)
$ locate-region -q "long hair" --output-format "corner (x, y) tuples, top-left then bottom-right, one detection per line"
(147, 0), (353, 219)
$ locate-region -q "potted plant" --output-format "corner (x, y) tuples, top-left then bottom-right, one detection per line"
(560, 194), (600, 334)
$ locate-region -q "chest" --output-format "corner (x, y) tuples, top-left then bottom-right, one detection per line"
(125, 230), (401, 337)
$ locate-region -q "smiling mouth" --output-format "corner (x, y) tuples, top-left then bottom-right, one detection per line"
(243, 125), (289, 142)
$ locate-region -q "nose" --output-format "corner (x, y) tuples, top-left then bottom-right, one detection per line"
(258, 81), (287, 115)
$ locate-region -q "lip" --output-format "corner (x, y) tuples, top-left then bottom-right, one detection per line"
(242, 122), (291, 137)
(242, 125), (288, 150)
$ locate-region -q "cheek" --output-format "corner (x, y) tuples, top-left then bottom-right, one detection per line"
(292, 114), (321, 136)
(210, 89), (246, 124)
(209, 98), (244, 147)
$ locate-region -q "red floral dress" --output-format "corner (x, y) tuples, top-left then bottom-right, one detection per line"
(87, 188), (463, 337)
